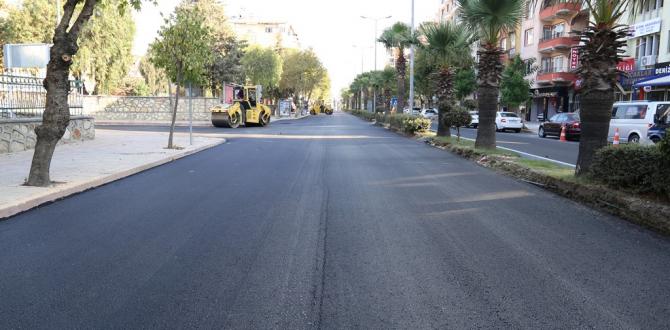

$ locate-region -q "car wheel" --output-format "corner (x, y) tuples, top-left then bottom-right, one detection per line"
(628, 133), (640, 144)
(538, 126), (546, 138)
(650, 136), (661, 144)
(514, 128), (521, 133)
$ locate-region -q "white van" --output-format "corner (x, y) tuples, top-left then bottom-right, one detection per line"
(609, 101), (670, 144)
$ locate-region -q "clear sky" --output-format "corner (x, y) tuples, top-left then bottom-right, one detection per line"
(133, 0), (438, 99)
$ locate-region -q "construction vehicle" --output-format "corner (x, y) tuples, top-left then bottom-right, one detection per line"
(210, 84), (273, 128)
(310, 101), (333, 116)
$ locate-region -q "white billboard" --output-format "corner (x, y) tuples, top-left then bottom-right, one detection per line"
(3, 43), (51, 69)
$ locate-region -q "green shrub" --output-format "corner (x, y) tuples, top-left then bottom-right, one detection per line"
(402, 116), (431, 134)
(590, 144), (669, 197)
(462, 99), (478, 110)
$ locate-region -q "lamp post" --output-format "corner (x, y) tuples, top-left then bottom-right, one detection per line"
(409, 0), (415, 113)
(352, 45), (371, 111)
(361, 15), (391, 113)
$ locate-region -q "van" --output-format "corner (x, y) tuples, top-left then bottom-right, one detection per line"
(609, 101), (670, 144)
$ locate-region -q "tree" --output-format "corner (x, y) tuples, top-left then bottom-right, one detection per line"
(378, 22), (413, 113)
(207, 35), (246, 95)
(414, 47), (438, 108)
(279, 49), (326, 111)
(445, 107), (472, 141)
(71, 2), (135, 94)
(454, 67), (476, 102)
(242, 45), (282, 91)
(4, 0), (136, 94)
(149, 6), (213, 149)
(26, 0), (144, 187)
(419, 21), (475, 137)
(457, 0), (524, 149)
(139, 55), (169, 96)
(500, 55), (535, 113)
(573, 0), (630, 175)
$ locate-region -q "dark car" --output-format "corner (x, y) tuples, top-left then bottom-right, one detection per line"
(648, 106), (670, 143)
(539, 112), (581, 140)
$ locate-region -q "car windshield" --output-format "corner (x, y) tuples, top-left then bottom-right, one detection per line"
(500, 113), (518, 117)
(565, 113), (579, 121)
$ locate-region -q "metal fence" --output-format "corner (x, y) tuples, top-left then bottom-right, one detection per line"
(0, 74), (83, 119)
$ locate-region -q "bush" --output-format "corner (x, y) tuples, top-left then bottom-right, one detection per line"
(350, 110), (376, 121)
(590, 144), (670, 198)
(462, 99), (478, 111)
(350, 111), (430, 135)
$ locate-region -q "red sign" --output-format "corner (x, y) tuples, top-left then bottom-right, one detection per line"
(570, 48), (580, 70)
(617, 58), (635, 72)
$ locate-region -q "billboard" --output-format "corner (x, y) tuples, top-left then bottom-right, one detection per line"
(3, 44), (51, 69)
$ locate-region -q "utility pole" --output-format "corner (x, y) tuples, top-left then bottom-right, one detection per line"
(353, 45), (371, 111)
(361, 15), (391, 113)
(409, 0), (415, 112)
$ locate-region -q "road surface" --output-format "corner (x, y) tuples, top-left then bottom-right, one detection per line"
(1, 113), (669, 328)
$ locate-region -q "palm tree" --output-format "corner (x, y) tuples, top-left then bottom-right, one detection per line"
(457, 0), (524, 148)
(420, 21), (476, 137)
(378, 22), (413, 113)
(379, 67), (396, 113)
(573, 0), (630, 175)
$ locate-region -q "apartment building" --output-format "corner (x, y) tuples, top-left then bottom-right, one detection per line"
(619, 0), (670, 101)
(229, 16), (301, 50)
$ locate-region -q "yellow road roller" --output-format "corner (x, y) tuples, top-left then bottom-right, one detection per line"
(310, 102), (333, 116)
(211, 84), (273, 128)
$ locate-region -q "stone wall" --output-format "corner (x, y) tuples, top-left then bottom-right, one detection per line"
(0, 117), (95, 154)
(83, 96), (219, 121)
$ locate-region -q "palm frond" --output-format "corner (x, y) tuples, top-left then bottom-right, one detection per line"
(456, 0), (524, 46)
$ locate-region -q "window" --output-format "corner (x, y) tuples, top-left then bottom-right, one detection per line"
(552, 56), (565, 72)
(656, 104), (670, 123)
(509, 32), (516, 50)
(500, 38), (507, 50)
(265, 27), (273, 33)
(524, 28), (534, 46)
(612, 105), (649, 119)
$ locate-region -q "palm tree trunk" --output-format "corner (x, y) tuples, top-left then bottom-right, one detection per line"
(396, 51), (407, 113)
(475, 48), (503, 149)
(434, 67), (454, 137)
(575, 89), (613, 175)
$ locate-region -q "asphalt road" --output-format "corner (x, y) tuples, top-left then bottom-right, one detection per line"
(430, 121), (579, 165)
(2, 112), (669, 328)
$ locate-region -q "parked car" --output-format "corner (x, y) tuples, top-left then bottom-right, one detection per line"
(468, 111), (479, 128)
(421, 108), (438, 119)
(403, 107), (422, 116)
(648, 106), (669, 143)
(538, 112), (580, 140)
(495, 112), (523, 132)
(609, 101), (670, 144)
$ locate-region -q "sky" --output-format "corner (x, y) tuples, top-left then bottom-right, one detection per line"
(132, 0), (438, 98)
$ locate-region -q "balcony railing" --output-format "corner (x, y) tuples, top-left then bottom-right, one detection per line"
(538, 66), (570, 74)
(539, 32), (566, 43)
(540, 1), (582, 21)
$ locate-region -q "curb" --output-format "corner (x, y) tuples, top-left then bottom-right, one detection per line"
(0, 138), (225, 219)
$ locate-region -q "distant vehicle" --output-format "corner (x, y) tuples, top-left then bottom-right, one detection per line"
(421, 108), (438, 119)
(468, 111), (479, 128)
(495, 112), (523, 132)
(609, 101), (670, 144)
(403, 107), (421, 116)
(648, 107), (669, 143)
(539, 112), (580, 140)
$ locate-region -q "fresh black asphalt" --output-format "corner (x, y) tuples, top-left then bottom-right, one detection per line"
(1, 113), (669, 328)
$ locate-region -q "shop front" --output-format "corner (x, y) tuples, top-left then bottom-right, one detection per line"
(528, 86), (573, 122)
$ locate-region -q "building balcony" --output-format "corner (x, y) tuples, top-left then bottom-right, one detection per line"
(540, 2), (582, 22)
(536, 67), (577, 85)
(538, 33), (579, 53)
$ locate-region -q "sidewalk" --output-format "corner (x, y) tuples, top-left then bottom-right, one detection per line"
(0, 130), (224, 219)
(95, 115), (308, 127)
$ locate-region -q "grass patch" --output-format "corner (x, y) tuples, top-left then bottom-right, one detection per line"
(513, 159), (575, 180)
(431, 136), (518, 157)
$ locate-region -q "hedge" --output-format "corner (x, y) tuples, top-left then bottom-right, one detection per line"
(350, 111), (431, 135)
(590, 144), (670, 198)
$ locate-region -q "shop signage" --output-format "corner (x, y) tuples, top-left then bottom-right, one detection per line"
(654, 61), (670, 75)
(620, 68), (655, 88)
(569, 47), (579, 70)
(628, 18), (662, 39)
(617, 58), (635, 72)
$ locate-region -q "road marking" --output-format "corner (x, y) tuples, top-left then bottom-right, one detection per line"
(451, 136), (577, 168)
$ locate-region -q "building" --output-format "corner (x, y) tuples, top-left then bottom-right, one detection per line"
(436, 0), (459, 22)
(229, 16), (301, 50)
(519, 0), (588, 122)
(619, 0), (670, 101)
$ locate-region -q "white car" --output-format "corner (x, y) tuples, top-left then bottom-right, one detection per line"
(403, 107), (422, 116)
(609, 101), (670, 144)
(468, 111), (479, 128)
(421, 108), (438, 119)
(495, 112), (523, 132)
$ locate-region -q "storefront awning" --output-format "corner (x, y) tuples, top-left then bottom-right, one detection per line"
(633, 73), (670, 88)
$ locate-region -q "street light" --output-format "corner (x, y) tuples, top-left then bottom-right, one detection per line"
(361, 15), (392, 113)
(409, 0), (415, 113)
(352, 45), (372, 111)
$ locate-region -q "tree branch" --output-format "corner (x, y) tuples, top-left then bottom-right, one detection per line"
(67, 0), (99, 40)
(55, 0), (79, 37)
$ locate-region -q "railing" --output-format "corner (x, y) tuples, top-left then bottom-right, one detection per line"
(539, 32), (567, 43)
(538, 66), (570, 74)
(0, 75), (83, 119)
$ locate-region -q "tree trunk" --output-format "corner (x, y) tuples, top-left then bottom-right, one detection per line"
(396, 51), (407, 112)
(474, 47), (504, 149)
(26, 0), (99, 186)
(434, 67), (454, 138)
(168, 82), (181, 149)
(575, 89), (614, 176)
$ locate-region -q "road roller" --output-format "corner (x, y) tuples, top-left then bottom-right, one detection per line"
(211, 84), (273, 128)
(309, 102), (333, 115)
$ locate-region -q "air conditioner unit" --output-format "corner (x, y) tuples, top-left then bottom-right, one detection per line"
(641, 55), (658, 67)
